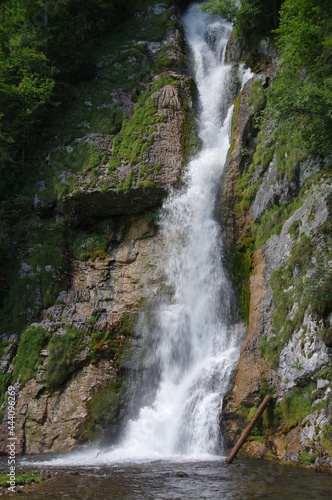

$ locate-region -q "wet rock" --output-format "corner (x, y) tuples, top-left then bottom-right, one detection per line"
(174, 471), (189, 477)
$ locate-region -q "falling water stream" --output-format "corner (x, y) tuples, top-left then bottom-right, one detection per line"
(107, 4), (248, 460)
(45, 3), (247, 465)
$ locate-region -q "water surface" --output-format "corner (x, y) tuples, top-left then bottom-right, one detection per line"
(2, 457), (331, 499)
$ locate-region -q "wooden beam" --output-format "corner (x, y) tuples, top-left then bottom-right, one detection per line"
(225, 394), (273, 464)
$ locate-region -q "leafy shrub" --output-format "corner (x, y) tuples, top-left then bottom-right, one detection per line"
(304, 255), (332, 317)
(0, 473), (40, 487)
(145, 209), (159, 225)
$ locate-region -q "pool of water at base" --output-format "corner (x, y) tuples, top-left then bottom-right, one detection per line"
(1, 456), (332, 499)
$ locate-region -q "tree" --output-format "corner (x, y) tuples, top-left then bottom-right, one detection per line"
(268, 0), (332, 153)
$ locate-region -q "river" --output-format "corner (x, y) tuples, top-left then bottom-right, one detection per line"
(1, 456), (332, 498)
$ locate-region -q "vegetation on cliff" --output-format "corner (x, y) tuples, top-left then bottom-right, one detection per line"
(218, 0), (331, 467)
(202, 0), (282, 53)
(0, 0), (197, 451)
(0, 0), (192, 336)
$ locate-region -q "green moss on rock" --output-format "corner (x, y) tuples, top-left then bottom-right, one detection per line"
(46, 325), (87, 391)
(13, 326), (49, 388)
(229, 243), (251, 325)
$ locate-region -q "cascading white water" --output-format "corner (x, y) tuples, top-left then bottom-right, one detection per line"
(99, 4), (250, 461)
(28, 3), (252, 468)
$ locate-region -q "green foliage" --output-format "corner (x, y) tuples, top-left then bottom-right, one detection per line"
(69, 219), (113, 261)
(0, 373), (12, 410)
(277, 384), (314, 429)
(258, 236), (314, 369)
(78, 377), (126, 442)
(203, 0), (281, 50)
(12, 326), (49, 387)
(0, 0), (188, 339)
(89, 330), (108, 364)
(229, 91), (242, 155)
(0, 0), (171, 203)
(46, 325), (87, 391)
(260, 228), (332, 369)
(88, 312), (137, 368)
(299, 450), (316, 465)
(138, 180), (155, 191)
(0, 228), (11, 310)
(0, 0), (128, 201)
(235, 173), (262, 219)
(87, 382), (123, 424)
(252, 130), (275, 169)
(139, 163), (162, 177)
(109, 312), (138, 368)
(0, 218), (67, 333)
(182, 104), (201, 163)
(36, 142), (102, 205)
(246, 79), (266, 118)
(288, 219), (302, 239)
(251, 196), (304, 248)
(123, 171), (133, 194)
(247, 435), (266, 443)
(0, 473), (40, 487)
(304, 255), (332, 317)
(261, 0), (332, 157)
(145, 209), (159, 226)
(236, 401), (272, 437)
(322, 424), (332, 455)
(201, 0), (239, 21)
(258, 333), (283, 371)
(109, 75), (179, 176)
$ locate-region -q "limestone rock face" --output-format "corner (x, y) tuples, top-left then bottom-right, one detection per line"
(221, 56), (332, 470)
(229, 249), (278, 408)
(0, 215), (163, 454)
(0, 361), (115, 455)
(0, 1), (198, 455)
(251, 157), (296, 223)
(58, 77), (195, 226)
(219, 77), (256, 244)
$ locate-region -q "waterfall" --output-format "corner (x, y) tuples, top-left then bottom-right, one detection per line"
(24, 2), (253, 469)
(101, 3), (250, 461)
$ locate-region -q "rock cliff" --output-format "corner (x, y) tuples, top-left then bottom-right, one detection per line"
(0, 0), (198, 454)
(221, 48), (332, 470)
